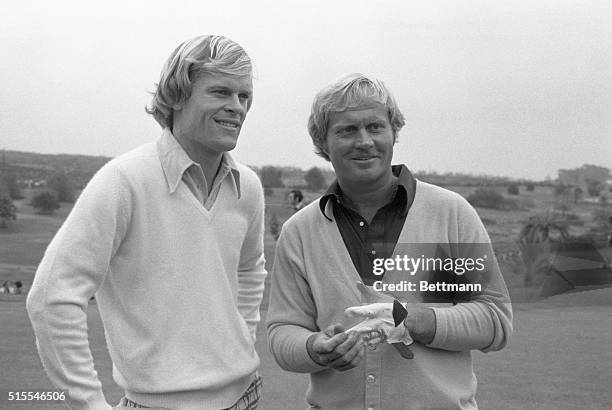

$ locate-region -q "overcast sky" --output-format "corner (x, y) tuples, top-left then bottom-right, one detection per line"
(2, 0), (611, 180)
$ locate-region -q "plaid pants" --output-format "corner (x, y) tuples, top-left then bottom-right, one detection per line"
(118, 375), (262, 410)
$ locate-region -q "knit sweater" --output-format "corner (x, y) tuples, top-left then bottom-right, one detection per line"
(27, 135), (267, 410)
(266, 180), (512, 410)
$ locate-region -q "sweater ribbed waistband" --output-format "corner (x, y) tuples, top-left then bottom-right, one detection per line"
(125, 373), (256, 410)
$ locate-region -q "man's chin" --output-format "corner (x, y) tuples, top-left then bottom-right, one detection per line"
(217, 136), (239, 152)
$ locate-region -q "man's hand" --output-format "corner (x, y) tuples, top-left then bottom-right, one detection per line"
(306, 324), (365, 371)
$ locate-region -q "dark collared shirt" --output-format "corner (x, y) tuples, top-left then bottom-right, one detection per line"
(319, 165), (417, 285)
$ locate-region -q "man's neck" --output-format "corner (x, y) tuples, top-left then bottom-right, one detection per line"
(339, 172), (398, 222)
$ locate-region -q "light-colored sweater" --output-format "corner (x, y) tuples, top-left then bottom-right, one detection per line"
(267, 180), (512, 410)
(27, 134), (267, 410)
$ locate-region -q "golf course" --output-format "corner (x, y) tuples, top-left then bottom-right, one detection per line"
(1, 186), (611, 409)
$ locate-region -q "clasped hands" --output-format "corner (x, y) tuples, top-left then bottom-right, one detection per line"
(306, 300), (412, 371)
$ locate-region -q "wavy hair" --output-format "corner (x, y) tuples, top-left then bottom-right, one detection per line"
(307, 73), (405, 161)
(146, 35), (252, 129)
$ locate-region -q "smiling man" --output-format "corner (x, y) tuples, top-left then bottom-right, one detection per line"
(27, 35), (266, 410)
(266, 73), (512, 409)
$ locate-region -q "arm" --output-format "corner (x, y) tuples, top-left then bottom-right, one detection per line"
(26, 165), (129, 410)
(420, 200), (513, 352)
(267, 223), (365, 373)
(237, 180), (267, 341)
(266, 224), (328, 373)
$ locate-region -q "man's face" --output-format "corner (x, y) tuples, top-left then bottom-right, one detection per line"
(172, 73), (253, 160)
(324, 102), (395, 187)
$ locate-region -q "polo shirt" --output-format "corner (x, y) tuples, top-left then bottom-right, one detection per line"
(319, 165), (417, 285)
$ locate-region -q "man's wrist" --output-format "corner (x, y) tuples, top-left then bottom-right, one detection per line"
(306, 333), (324, 365)
(403, 307), (436, 345)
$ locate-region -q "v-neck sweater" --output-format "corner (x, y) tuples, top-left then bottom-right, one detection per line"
(27, 139), (267, 410)
(267, 179), (512, 409)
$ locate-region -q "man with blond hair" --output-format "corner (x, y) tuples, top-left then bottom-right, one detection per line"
(267, 73), (512, 409)
(28, 35), (266, 410)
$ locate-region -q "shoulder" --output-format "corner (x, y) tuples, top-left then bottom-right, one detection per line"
(235, 162), (262, 187)
(104, 142), (159, 177)
(415, 180), (475, 213)
(415, 180), (467, 204)
(281, 198), (326, 233)
(414, 180), (482, 222)
(413, 180), (489, 240)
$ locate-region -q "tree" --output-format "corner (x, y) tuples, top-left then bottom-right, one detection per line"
(586, 179), (603, 197)
(515, 216), (569, 286)
(573, 187), (583, 204)
(30, 191), (60, 214)
(260, 166), (284, 188)
(48, 171), (75, 202)
(526, 183), (535, 192)
(304, 167), (326, 192)
(0, 172), (22, 199)
(554, 184), (569, 198)
(0, 196), (17, 228)
(507, 184), (519, 195)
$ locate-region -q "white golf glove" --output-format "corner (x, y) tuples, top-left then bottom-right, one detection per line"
(344, 300), (413, 346)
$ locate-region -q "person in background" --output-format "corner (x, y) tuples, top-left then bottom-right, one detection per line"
(288, 189), (305, 213)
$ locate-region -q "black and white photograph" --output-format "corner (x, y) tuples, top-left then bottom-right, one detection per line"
(1, 1), (611, 409)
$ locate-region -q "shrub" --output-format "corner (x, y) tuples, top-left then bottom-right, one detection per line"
(515, 217), (569, 286)
(304, 167), (326, 192)
(526, 183), (535, 192)
(592, 208), (612, 225)
(30, 191), (60, 214)
(507, 184), (519, 195)
(467, 188), (517, 210)
(0, 196), (17, 228)
(260, 166), (284, 188)
(48, 171), (75, 202)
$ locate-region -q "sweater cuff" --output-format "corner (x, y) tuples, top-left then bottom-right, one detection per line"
(425, 307), (449, 349)
(278, 328), (328, 373)
(300, 332), (328, 373)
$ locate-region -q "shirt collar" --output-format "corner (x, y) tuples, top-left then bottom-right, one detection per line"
(156, 128), (241, 197)
(319, 164), (416, 220)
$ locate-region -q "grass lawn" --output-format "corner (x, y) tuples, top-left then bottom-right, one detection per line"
(1, 291), (610, 409)
(1, 187), (611, 409)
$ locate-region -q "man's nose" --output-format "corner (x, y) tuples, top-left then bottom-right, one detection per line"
(225, 94), (246, 115)
(355, 128), (374, 147)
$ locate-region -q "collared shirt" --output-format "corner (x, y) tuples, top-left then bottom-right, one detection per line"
(157, 128), (241, 209)
(319, 165), (416, 285)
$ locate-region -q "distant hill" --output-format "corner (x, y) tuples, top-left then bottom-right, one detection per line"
(1, 149), (541, 192)
(0, 150), (111, 189)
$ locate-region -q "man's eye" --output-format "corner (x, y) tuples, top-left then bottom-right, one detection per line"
(239, 93), (250, 100)
(368, 123), (384, 131)
(214, 89), (229, 96)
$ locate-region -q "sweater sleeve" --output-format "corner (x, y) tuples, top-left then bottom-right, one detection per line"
(26, 164), (129, 410)
(266, 223), (327, 374)
(236, 177), (267, 342)
(427, 197), (513, 353)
